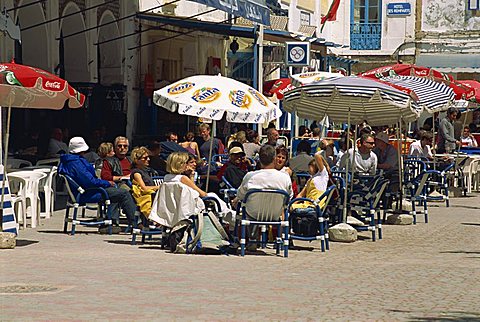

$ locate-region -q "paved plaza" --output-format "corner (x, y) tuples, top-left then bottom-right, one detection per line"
(1, 193), (480, 321)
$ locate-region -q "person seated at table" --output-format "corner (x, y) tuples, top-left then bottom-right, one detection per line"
(335, 138), (349, 168)
(294, 154), (331, 209)
(299, 125), (312, 138)
(179, 131), (201, 157)
(460, 126), (478, 148)
(95, 142), (115, 176)
(318, 139), (336, 168)
(101, 136), (132, 188)
(182, 154), (199, 183)
(147, 141), (167, 176)
(59, 137), (137, 233)
(290, 140), (313, 174)
(409, 130), (433, 160)
(266, 128), (280, 147)
(243, 129), (261, 159)
(47, 128), (69, 157)
(275, 145), (299, 196)
(216, 146), (251, 189)
(130, 147), (160, 220)
(339, 133), (378, 176)
(373, 132), (399, 175)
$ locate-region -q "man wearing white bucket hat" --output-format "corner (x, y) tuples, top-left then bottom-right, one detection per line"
(58, 137), (137, 232)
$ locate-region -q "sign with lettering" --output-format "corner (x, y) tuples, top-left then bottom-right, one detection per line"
(387, 3), (411, 16)
(285, 42), (310, 66)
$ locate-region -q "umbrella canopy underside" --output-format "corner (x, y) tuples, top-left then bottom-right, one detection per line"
(283, 78), (421, 126)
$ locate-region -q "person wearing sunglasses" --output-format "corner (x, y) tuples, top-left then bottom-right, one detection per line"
(339, 133), (378, 176)
(101, 136), (132, 187)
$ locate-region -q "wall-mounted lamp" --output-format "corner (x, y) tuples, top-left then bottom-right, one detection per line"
(230, 38), (239, 54)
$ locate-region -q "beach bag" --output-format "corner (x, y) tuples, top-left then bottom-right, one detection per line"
(169, 211), (233, 254)
(289, 208), (318, 237)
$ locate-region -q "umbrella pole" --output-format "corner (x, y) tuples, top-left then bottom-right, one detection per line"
(350, 124), (358, 192)
(0, 104), (12, 232)
(432, 118), (436, 170)
(397, 120), (403, 210)
(205, 121), (216, 192)
(342, 108), (351, 223)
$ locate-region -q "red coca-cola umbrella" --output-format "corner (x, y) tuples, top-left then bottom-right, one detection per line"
(263, 78), (295, 99)
(360, 63), (475, 100)
(0, 61), (85, 233)
(457, 80), (480, 102)
(360, 63), (454, 82)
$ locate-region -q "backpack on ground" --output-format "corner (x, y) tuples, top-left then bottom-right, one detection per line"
(289, 208), (319, 237)
(169, 211), (234, 254)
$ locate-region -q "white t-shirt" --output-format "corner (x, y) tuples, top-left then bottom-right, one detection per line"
(409, 140), (433, 158)
(311, 167), (329, 192)
(237, 169), (293, 219)
(461, 135), (478, 147)
(339, 148), (378, 176)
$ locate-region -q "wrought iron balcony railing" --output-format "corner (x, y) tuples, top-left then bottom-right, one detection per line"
(350, 23), (382, 50)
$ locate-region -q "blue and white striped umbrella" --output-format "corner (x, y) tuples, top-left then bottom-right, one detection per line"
(283, 76), (421, 126)
(380, 76), (455, 113)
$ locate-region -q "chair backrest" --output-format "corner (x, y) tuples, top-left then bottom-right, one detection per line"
(372, 179), (389, 208)
(6, 174), (27, 195)
(58, 173), (83, 203)
(242, 189), (290, 222)
(150, 181), (205, 228)
(404, 159), (426, 183)
(36, 158), (60, 167)
(152, 176), (164, 186)
(6, 159), (32, 169)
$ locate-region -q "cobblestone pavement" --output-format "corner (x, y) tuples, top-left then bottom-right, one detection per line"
(1, 193), (480, 321)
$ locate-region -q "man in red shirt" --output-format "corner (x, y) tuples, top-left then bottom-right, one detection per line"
(101, 136), (132, 186)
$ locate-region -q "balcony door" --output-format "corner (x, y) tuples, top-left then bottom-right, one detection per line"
(350, 0), (382, 50)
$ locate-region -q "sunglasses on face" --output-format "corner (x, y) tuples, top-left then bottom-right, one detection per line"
(117, 144), (129, 148)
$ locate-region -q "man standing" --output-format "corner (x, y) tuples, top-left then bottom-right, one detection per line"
(409, 130), (434, 159)
(59, 137), (137, 232)
(101, 136), (132, 184)
(438, 108), (461, 154)
(339, 134), (378, 176)
(198, 123), (225, 159)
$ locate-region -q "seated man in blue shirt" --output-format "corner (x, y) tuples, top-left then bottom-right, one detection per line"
(58, 137), (137, 233)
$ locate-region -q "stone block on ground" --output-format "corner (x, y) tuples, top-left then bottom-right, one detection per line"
(346, 216), (366, 226)
(329, 223), (357, 242)
(0, 232), (16, 249)
(386, 214), (413, 225)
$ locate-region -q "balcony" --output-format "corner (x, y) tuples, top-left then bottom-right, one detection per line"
(350, 23), (382, 50)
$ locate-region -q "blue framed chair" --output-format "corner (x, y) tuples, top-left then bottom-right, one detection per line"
(349, 179), (389, 241)
(59, 174), (111, 235)
(237, 189), (291, 257)
(288, 185), (338, 252)
(219, 176), (237, 204)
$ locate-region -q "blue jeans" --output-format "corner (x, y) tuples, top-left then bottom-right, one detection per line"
(105, 187), (136, 225)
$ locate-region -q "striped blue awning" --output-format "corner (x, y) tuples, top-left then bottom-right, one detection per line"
(283, 76), (421, 126)
(380, 76), (455, 113)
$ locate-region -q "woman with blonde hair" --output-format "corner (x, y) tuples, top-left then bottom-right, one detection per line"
(165, 152), (208, 197)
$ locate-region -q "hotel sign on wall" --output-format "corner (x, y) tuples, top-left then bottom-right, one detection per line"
(386, 2), (411, 16)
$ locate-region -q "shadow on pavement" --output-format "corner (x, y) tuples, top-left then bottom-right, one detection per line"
(15, 239), (39, 247)
(440, 250), (480, 255)
(461, 223), (480, 226)
(407, 312), (480, 321)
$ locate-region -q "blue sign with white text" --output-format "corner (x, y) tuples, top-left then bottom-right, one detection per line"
(387, 3), (411, 16)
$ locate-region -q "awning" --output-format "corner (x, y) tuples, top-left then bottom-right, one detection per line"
(416, 54), (480, 73)
(137, 13), (343, 50)
(189, 0), (270, 25)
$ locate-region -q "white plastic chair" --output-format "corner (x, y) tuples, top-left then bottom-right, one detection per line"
(7, 171), (47, 228)
(31, 166), (57, 218)
(469, 158), (480, 192)
(6, 158), (32, 170)
(7, 175), (27, 229)
(36, 158), (60, 166)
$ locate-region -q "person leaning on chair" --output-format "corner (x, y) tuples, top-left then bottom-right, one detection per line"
(58, 137), (137, 233)
(438, 108), (461, 154)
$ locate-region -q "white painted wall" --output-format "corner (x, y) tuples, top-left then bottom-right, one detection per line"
(139, 0), (227, 22)
(324, 0), (416, 56)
